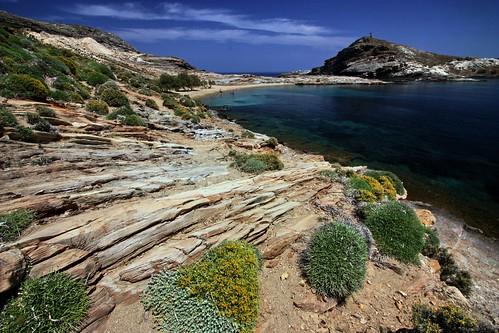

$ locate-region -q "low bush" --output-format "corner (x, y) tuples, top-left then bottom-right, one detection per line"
(0, 209), (35, 242)
(0, 272), (89, 333)
(262, 137), (278, 149)
(26, 112), (40, 124)
(303, 222), (368, 299)
(435, 248), (473, 296)
(364, 169), (405, 195)
(361, 201), (425, 264)
(0, 74), (49, 101)
(107, 105), (146, 127)
(15, 125), (34, 142)
(318, 169), (339, 182)
(411, 303), (477, 333)
(95, 80), (119, 96)
(142, 271), (238, 333)
(36, 105), (56, 118)
(33, 118), (52, 132)
(177, 240), (260, 333)
(100, 87), (129, 107)
(0, 106), (17, 128)
(241, 130), (256, 139)
(145, 98), (159, 110)
(85, 99), (109, 115)
(422, 227), (440, 258)
(162, 94), (179, 108)
(229, 151), (284, 174)
(347, 174), (389, 202)
(179, 95), (196, 107)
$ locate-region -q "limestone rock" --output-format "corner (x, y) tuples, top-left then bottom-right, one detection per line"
(415, 209), (436, 226)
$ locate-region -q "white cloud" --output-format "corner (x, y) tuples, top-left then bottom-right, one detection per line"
(113, 27), (352, 48)
(69, 2), (330, 35)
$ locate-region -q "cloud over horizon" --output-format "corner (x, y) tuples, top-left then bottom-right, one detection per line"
(67, 2), (351, 47)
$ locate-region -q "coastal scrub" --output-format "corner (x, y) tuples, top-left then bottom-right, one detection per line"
(229, 151), (283, 174)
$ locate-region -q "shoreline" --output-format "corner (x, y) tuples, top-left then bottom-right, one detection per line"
(185, 83), (293, 99)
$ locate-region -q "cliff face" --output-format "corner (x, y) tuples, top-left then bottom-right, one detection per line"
(311, 36), (499, 80)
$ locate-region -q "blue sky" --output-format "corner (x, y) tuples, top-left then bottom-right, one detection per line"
(1, 0), (499, 72)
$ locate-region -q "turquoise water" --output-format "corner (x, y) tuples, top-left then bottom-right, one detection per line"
(201, 81), (499, 237)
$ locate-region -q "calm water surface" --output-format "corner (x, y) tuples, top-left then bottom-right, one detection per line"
(201, 81), (499, 237)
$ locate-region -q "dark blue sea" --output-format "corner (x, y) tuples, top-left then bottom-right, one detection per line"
(201, 80), (499, 237)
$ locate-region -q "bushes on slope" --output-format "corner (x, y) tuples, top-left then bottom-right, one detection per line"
(36, 105), (56, 118)
(0, 272), (89, 333)
(361, 201), (425, 264)
(435, 248), (473, 296)
(0, 106), (17, 128)
(142, 240), (260, 333)
(0, 74), (49, 101)
(229, 151), (284, 174)
(99, 87), (129, 107)
(106, 105), (146, 127)
(303, 222), (368, 299)
(0, 209), (35, 242)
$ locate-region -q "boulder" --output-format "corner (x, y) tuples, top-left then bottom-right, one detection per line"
(0, 248), (26, 293)
(415, 209), (436, 226)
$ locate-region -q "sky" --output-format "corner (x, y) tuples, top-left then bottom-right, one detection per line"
(1, 0), (499, 72)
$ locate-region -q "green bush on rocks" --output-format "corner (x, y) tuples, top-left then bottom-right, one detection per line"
(303, 222), (368, 299)
(0, 74), (49, 101)
(100, 87), (129, 107)
(0, 209), (35, 242)
(364, 169), (405, 195)
(435, 248), (473, 296)
(86, 99), (109, 115)
(0, 106), (18, 128)
(36, 105), (56, 118)
(0, 272), (89, 333)
(361, 201), (425, 264)
(145, 98), (159, 110)
(229, 151), (284, 174)
(107, 105), (146, 127)
(411, 303), (478, 333)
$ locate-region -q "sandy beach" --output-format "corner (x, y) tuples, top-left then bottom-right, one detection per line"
(184, 82), (292, 98)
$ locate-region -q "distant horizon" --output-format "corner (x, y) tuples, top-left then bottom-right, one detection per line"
(1, 1), (499, 72)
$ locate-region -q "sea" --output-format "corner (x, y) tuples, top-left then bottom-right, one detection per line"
(201, 80), (499, 238)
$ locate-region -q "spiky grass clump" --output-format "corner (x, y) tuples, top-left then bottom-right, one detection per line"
(361, 201), (425, 264)
(303, 222), (368, 299)
(229, 151), (283, 174)
(0, 272), (89, 333)
(364, 169), (405, 195)
(0, 209), (35, 242)
(142, 271), (238, 333)
(142, 241), (260, 333)
(177, 241), (260, 333)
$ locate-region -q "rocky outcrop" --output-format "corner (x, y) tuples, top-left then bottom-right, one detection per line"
(0, 248), (26, 293)
(311, 36), (499, 80)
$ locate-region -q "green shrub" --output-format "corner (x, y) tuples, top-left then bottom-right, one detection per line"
(145, 98), (159, 110)
(179, 95), (196, 107)
(0, 209), (35, 242)
(142, 271), (238, 333)
(411, 303), (477, 333)
(85, 99), (109, 115)
(106, 105), (146, 127)
(241, 130), (256, 139)
(348, 174), (389, 202)
(33, 118), (52, 132)
(303, 223), (368, 299)
(263, 137), (278, 148)
(95, 80), (119, 96)
(100, 87), (129, 107)
(26, 112), (41, 125)
(0, 107), (18, 127)
(15, 125), (34, 142)
(361, 201), (425, 264)
(229, 151), (284, 174)
(177, 240), (260, 333)
(365, 169), (405, 195)
(318, 169), (338, 182)
(422, 227), (440, 258)
(36, 105), (56, 118)
(0, 272), (89, 333)
(162, 94), (179, 108)
(0, 74), (49, 101)
(435, 248), (473, 296)
(84, 71), (108, 86)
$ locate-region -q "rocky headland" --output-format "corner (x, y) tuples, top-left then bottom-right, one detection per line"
(311, 36), (499, 81)
(0, 11), (497, 333)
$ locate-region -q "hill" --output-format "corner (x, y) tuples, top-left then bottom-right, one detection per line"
(311, 36), (499, 80)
